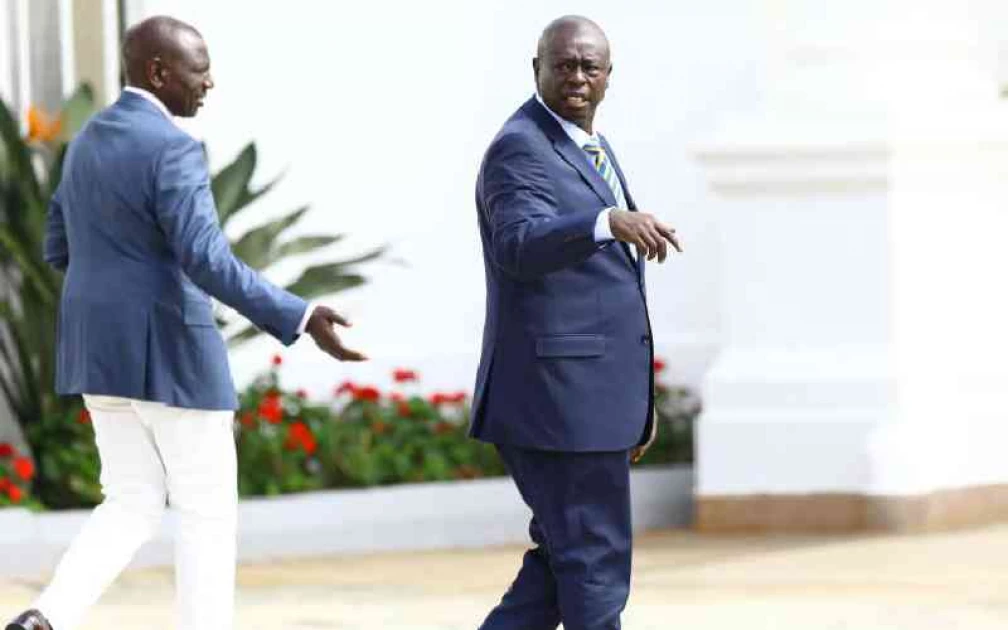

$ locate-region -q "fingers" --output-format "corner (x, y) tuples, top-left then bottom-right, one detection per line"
(309, 317), (368, 361)
(656, 223), (682, 254)
(317, 305), (352, 328)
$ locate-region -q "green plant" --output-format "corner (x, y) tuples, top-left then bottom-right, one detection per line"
(27, 404), (101, 509)
(0, 86), (95, 468)
(234, 359), (503, 496)
(209, 144), (386, 345)
(0, 84), (384, 507)
(0, 440), (41, 508)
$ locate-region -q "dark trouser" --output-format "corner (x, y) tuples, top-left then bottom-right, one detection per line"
(479, 445), (633, 630)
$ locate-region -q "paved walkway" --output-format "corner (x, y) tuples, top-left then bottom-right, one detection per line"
(3, 523), (1007, 629)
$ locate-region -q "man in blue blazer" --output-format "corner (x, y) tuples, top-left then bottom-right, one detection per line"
(471, 15), (681, 630)
(6, 16), (364, 630)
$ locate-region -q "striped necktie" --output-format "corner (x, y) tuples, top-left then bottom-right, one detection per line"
(583, 140), (628, 209)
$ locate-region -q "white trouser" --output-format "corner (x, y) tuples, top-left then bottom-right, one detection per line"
(34, 395), (238, 630)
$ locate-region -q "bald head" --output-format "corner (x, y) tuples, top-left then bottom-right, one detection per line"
(537, 15), (610, 60)
(533, 16), (612, 133)
(121, 16), (213, 117)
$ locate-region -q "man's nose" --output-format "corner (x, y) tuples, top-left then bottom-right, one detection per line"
(204, 74), (215, 90)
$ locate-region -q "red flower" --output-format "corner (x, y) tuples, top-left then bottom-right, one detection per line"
(353, 386), (381, 403)
(429, 393), (447, 407)
(389, 392), (405, 403)
(284, 421), (317, 454)
(296, 389), (308, 400)
(396, 401), (412, 417)
(258, 394), (283, 424)
(447, 391), (467, 404)
(238, 412), (256, 429)
(0, 443), (13, 458)
(334, 381), (356, 397)
(12, 457), (33, 481)
(653, 358), (666, 373)
(6, 485), (23, 503)
(271, 354), (283, 367)
(392, 369), (418, 383)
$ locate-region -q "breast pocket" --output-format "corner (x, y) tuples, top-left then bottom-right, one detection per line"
(535, 334), (606, 358)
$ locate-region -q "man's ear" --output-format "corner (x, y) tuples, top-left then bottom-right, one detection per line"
(149, 57), (166, 88)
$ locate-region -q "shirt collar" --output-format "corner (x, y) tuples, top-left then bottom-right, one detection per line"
(123, 86), (173, 120)
(535, 92), (599, 149)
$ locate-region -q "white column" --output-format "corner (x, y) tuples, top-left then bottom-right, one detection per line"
(694, 0), (1008, 531)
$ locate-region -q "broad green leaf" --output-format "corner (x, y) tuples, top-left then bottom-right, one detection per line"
(0, 96), (42, 203)
(0, 226), (56, 303)
(273, 235), (343, 261)
(231, 206), (308, 269)
(211, 143), (256, 224)
(285, 266), (366, 301)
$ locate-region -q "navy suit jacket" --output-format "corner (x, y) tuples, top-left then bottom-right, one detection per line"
(470, 97), (655, 452)
(44, 91), (307, 410)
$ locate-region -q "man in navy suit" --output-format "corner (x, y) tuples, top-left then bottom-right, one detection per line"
(470, 15), (681, 630)
(6, 16), (364, 630)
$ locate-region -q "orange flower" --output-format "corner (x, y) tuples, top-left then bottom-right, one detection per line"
(12, 457), (33, 481)
(77, 409), (91, 425)
(27, 105), (62, 143)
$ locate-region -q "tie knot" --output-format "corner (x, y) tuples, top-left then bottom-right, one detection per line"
(583, 141), (603, 154)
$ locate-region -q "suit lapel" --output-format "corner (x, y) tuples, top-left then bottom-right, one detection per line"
(524, 99), (617, 208)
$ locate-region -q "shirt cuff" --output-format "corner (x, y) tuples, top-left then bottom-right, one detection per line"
(593, 207), (616, 242)
(296, 302), (315, 336)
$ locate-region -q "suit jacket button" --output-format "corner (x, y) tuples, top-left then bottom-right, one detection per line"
(640, 335), (650, 345)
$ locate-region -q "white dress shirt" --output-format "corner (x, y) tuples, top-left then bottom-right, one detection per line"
(123, 86), (314, 335)
(534, 93), (630, 253)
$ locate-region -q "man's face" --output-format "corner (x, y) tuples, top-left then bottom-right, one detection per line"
(154, 30), (214, 117)
(534, 26), (611, 132)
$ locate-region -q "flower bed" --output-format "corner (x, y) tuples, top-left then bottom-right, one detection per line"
(16, 357), (698, 509)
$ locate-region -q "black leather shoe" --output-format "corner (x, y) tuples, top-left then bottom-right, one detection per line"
(5, 609), (53, 630)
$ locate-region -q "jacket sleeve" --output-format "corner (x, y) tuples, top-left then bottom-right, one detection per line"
(481, 132), (603, 280)
(153, 134), (308, 345)
(44, 187), (69, 271)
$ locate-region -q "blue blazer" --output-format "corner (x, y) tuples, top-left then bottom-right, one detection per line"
(470, 97), (655, 452)
(44, 91), (307, 410)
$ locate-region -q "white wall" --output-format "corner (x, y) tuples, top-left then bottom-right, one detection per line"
(125, 0), (768, 396)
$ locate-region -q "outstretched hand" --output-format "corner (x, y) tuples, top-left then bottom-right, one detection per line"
(305, 305), (367, 362)
(609, 210), (682, 262)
